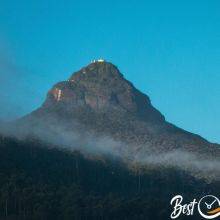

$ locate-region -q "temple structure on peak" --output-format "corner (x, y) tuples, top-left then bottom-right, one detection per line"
(91, 59), (105, 63)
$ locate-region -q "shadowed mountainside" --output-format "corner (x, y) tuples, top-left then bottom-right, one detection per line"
(17, 61), (219, 160)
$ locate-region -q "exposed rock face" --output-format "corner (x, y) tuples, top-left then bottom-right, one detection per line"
(18, 61), (219, 163)
(43, 62), (164, 123)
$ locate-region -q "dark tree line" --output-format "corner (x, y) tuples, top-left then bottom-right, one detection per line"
(0, 136), (218, 220)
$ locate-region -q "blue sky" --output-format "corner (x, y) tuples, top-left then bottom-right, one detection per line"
(0, 0), (219, 143)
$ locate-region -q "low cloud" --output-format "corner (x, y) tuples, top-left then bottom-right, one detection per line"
(1, 115), (219, 182)
(134, 150), (220, 181)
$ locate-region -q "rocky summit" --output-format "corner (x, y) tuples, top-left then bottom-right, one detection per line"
(44, 61), (164, 122)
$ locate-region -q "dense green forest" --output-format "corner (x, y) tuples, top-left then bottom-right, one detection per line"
(0, 135), (218, 220)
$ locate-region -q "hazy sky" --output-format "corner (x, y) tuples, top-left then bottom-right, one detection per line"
(0, 0), (219, 143)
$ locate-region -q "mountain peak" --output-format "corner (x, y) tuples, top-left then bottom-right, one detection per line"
(18, 61), (220, 162)
(42, 61), (164, 124)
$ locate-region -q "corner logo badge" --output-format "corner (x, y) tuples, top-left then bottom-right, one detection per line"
(170, 195), (220, 219)
(198, 195), (220, 219)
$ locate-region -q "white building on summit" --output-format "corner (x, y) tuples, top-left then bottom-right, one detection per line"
(91, 59), (105, 63)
